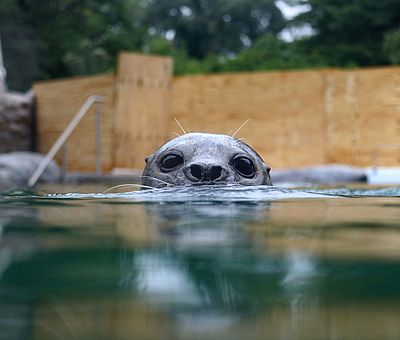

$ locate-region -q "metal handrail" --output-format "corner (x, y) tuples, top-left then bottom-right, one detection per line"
(28, 95), (106, 187)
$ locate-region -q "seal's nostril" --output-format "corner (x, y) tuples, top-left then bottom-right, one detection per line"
(188, 164), (223, 182)
(190, 164), (203, 180)
(209, 165), (222, 181)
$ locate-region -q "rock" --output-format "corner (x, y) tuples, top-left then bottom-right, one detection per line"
(0, 91), (34, 153)
(272, 164), (367, 184)
(0, 152), (60, 192)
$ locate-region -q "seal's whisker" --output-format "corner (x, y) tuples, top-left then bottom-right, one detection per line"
(173, 117), (187, 134)
(231, 119), (250, 138)
(172, 132), (181, 137)
(227, 130), (232, 136)
(103, 183), (155, 193)
(236, 137), (246, 142)
(141, 176), (172, 186)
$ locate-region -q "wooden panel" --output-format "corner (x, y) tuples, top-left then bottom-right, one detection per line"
(113, 53), (173, 170)
(323, 70), (358, 164)
(324, 68), (400, 166)
(33, 74), (115, 172)
(34, 54), (400, 172)
(170, 71), (327, 169)
(354, 68), (400, 166)
(171, 67), (400, 169)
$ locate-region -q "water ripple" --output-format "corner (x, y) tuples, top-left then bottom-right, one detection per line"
(44, 185), (333, 202)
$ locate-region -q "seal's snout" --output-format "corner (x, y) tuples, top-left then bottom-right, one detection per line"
(185, 163), (227, 183)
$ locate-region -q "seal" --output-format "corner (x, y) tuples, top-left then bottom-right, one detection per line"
(141, 132), (272, 188)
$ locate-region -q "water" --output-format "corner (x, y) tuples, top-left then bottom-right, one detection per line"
(0, 185), (399, 339)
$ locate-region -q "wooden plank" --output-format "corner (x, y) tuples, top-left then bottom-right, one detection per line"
(354, 68), (400, 166)
(171, 67), (400, 169)
(170, 71), (327, 169)
(34, 54), (400, 172)
(324, 68), (400, 166)
(113, 53), (173, 170)
(323, 70), (358, 164)
(33, 74), (115, 172)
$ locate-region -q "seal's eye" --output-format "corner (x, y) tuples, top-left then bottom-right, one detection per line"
(232, 156), (256, 178)
(160, 153), (184, 171)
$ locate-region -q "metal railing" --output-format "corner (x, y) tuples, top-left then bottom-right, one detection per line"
(28, 95), (106, 187)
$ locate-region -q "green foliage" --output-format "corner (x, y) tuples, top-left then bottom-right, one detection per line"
(1, 0), (400, 91)
(141, 0), (286, 59)
(142, 36), (202, 75)
(1, 0), (146, 90)
(22, 0), (146, 77)
(0, 0), (40, 91)
(383, 28), (400, 64)
(220, 35), (327, 72)
(287, 0), (400, 66)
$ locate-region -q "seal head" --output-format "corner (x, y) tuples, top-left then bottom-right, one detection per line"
(142, 133), (272, 188)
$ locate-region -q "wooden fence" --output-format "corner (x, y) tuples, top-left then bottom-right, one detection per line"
(34, 74), (115, 172)
(33, 53), (400, 172)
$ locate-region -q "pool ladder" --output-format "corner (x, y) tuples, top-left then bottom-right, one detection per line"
(28, 95), (106, 187)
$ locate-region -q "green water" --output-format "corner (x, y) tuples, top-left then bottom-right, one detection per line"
(0, 185), (399, 339)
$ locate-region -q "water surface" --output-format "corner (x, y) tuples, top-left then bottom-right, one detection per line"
(0, 185), (399, 339)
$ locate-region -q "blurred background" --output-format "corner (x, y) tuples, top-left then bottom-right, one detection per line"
(2, 0), (400, 92)
(1, 0), (400, 189)
(1, 4), (400, 338)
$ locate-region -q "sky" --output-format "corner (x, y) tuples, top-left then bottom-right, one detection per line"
(275, 0), (314, 42)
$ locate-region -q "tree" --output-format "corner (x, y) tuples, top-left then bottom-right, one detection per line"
(1, 0), (147, 90)
(383, 27), (400, 65)
(4, 0), (400, 91)
(286, 0), (400, 66)
(221, 34), (326, 72)
(21, 0), (146, 77)
(142, 0), (286, 59)
(0, 0), (40, 91)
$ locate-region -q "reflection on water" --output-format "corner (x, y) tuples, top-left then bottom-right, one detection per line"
(0, 186), (399, 339)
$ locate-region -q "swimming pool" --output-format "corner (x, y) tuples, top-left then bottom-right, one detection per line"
(0, 185), (399, 339)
